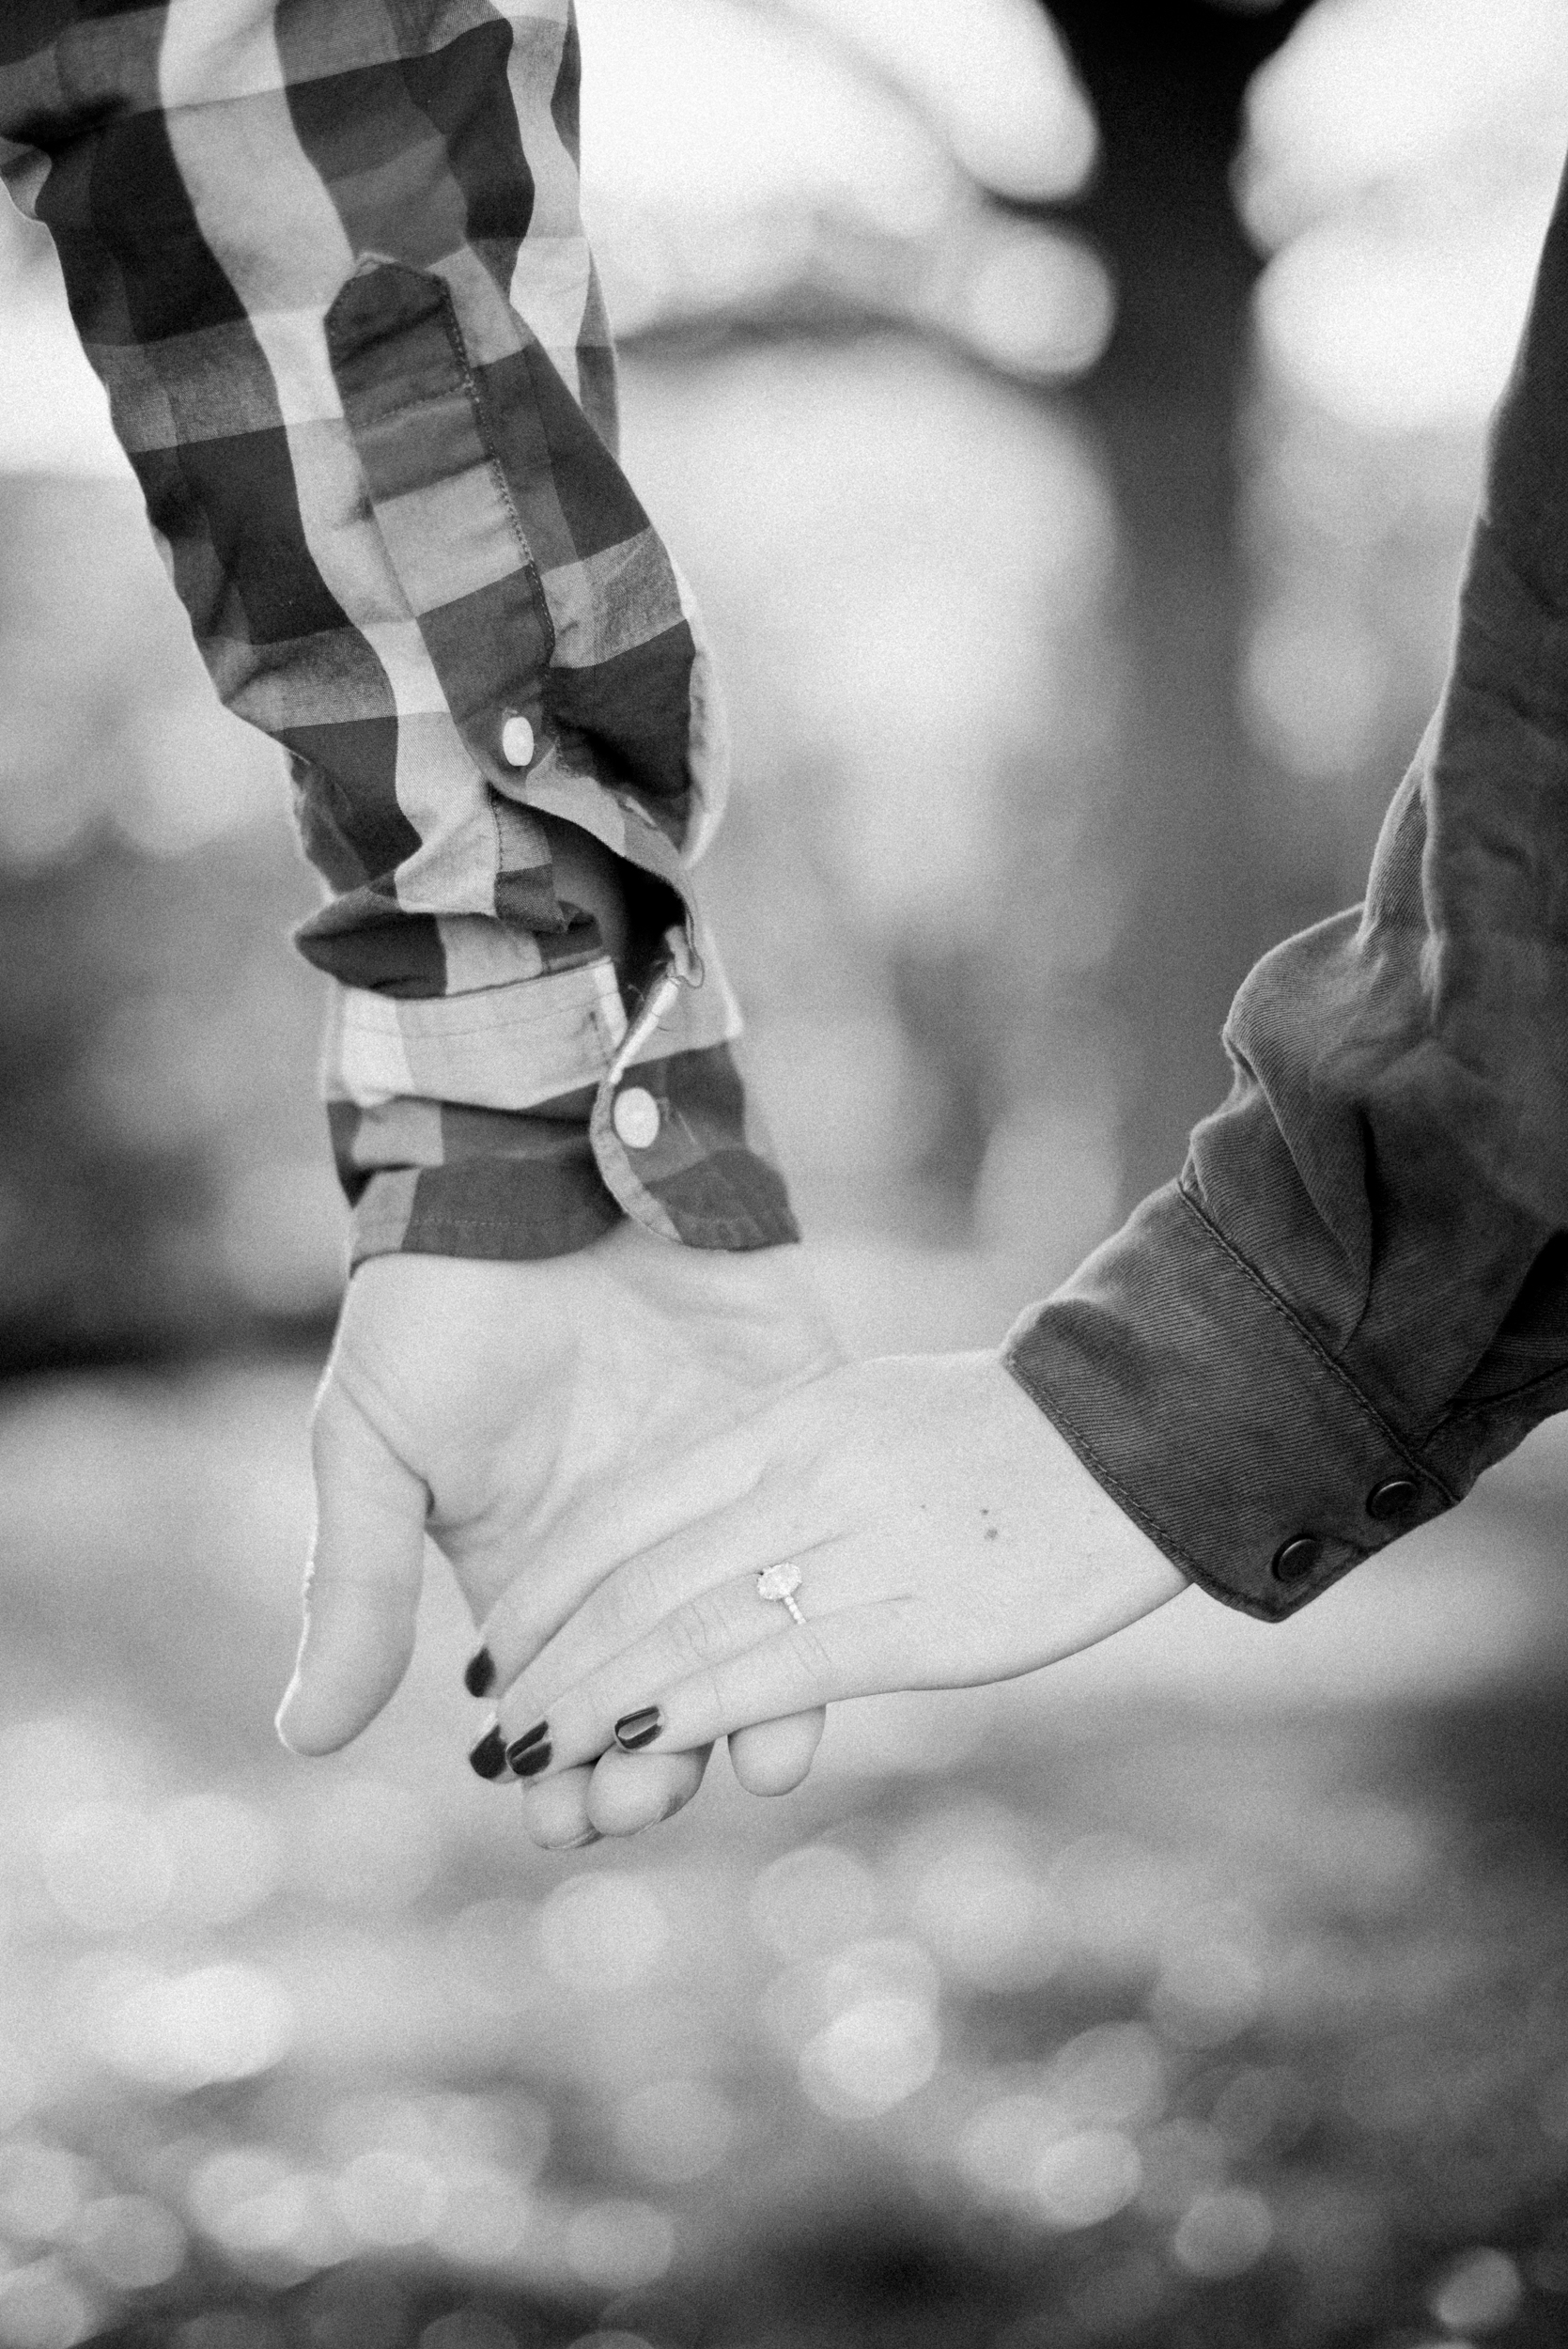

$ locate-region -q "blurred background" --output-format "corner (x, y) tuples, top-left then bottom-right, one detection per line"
(4, 1), (1568, 2342)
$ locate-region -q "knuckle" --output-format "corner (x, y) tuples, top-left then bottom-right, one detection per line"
(691, 1662), (727, 1730)
(609, 1555), (660, 1637)
(788, 1617), (838, 1688)
(673, 1588), (733, 1671)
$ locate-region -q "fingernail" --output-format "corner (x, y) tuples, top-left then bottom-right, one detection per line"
(468, 1725), (512, 1782)
(463, 1646), (496, 1699)
(614, 1705), (664, 1751)
(505, 1722), (551, 1778)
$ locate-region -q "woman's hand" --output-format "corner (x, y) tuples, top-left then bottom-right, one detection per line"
(483, 1352), (1191, 1779)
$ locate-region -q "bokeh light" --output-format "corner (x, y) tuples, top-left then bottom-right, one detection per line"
(538, 1875), (671, 1996)
(1170, 2188), (1274, 2278)
(908, 1839), (1063, 1991)
(1148, 1939), (1264, 2047)
(749, 1843), (883, 1961)
(0, 205), (125, 478)
(335, 2150), (446, 2250)
(578, 0), (1107, 377)
(420, 2317), (519, 2349)
(0, 2260), (97, 2349)
(786, 0), (1097, 202)
(1254, 216), (1550, 435)
(39, 1803), (173, 1937)
(1239, 0), (1568, 255)
(797, 1987), (940, 2120)
(70, 2195), (186, 2292)
(563, 2201), (675, 2292)
(298, 1780), (439, 1916)
(612, 2080), (736, 2184)
(94, 1965), (296, 2093)
(1238, 0), (1568, 891)
(159, 1792), (282, 1929)
(188, 2148), (333, 2273)
(419, 2317), (520, 2349)
(1428, 2247), (1525, 2334)
(0, 2143), (91, 2245)
(1031, 2131), (1143, 2231)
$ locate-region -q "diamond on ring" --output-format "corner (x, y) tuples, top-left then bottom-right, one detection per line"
(757, 1559), (805, 1626)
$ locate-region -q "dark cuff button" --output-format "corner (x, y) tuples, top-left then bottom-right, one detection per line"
(1365, 1475), (1421, 1521)
(1272, 1533), (1323, 1585)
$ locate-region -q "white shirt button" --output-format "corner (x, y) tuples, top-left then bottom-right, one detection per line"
(613, 1087), (660, 1150)
(501, 715), (535, 768)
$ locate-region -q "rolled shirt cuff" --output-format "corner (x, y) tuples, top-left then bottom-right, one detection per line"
(325, 927), (799, 1264)
(1002, 1179), (1456, 1620)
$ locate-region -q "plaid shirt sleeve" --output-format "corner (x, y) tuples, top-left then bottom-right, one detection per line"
(0, 1), (797, 1266)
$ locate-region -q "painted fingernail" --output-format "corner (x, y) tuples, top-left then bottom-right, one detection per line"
(468, 1725), (511, 1782)
(463, 1646), (496, 1699)
(614, 1705), (664, 1751)
(505, 1722), (551, 1777)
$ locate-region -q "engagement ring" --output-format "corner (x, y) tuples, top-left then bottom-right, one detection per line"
(756, 1559), (805, 1625)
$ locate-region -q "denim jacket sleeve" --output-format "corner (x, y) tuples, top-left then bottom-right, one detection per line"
(1005, 149), (1568, 1620)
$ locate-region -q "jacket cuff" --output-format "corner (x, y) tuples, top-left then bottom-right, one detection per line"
(1001, 1179), (1456, 1621)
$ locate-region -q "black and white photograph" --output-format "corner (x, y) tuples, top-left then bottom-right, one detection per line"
(2, 2), (1567, 2344)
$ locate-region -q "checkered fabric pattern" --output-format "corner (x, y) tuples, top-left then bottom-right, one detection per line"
(0, 0), (797, 1261)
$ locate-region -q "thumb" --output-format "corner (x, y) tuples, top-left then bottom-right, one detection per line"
(275, 1377), (429, 1755)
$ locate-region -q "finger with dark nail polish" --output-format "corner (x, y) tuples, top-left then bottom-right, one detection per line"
(505, 1722), (551, 1777)
(463, 1646), (495, 1699)
(468, 1724), (512, 1782)
(614, 1705), (663, 1751)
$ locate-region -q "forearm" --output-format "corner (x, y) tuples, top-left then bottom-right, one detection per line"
(1009, 145), (1568, 1617)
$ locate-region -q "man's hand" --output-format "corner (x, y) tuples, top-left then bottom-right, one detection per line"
(275, 1223), (843, 1845)
(479, 1353), (1192, 1776)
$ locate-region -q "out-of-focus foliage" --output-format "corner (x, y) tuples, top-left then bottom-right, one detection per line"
(1238, 0), (1568, 895)
(627, 340), (1127, 1265)
(0, 483), (338, 1366)
(580, 0), (1110, 378)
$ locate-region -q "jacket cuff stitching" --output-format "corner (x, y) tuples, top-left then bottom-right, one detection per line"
(1175, 1180), (1457, 1504)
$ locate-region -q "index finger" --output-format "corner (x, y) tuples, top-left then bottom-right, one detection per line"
(610, 1602), (905, 1757)
(468, 1422), (768, 1696)
(507, 1585), (913, 1781)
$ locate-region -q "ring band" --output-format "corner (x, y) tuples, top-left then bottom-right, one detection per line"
(756, 1560), (805, 1626)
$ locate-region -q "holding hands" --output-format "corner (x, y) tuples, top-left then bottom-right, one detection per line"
(279, 1229), (1188, 1851)
(477, 1350), (1190, 1828)
(277, 1223), (843, 1847)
